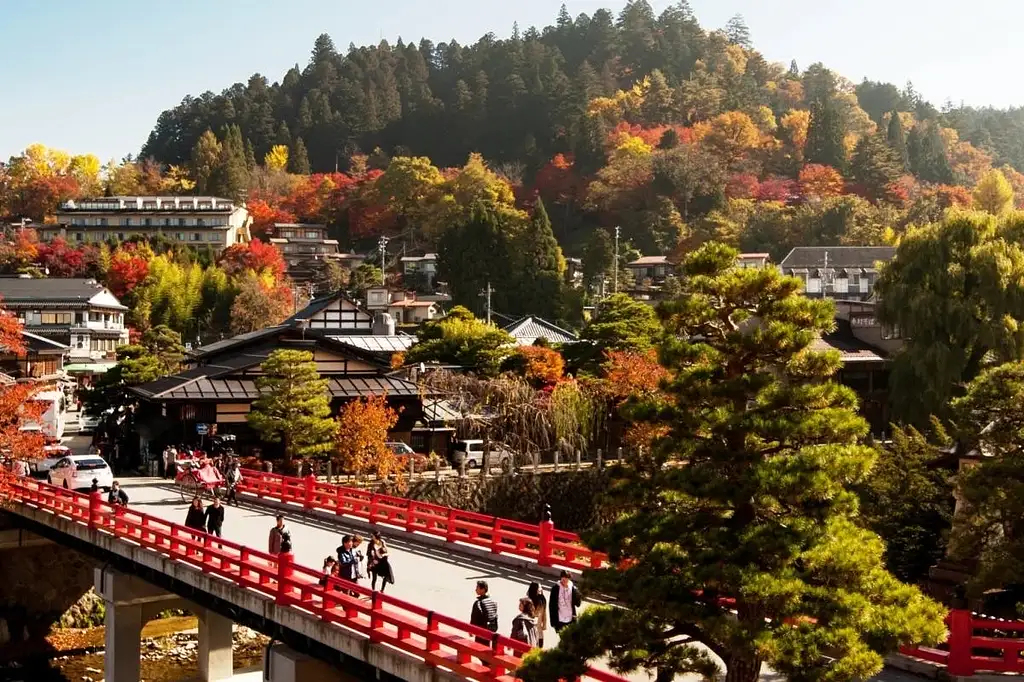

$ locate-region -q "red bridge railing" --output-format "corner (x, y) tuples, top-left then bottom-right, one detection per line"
(902, 609), (1024, 675)
(2, 475), (623, 682)
(237, 468), (608, 571)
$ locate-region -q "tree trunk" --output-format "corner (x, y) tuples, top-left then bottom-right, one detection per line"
(724, 653), (762, 682)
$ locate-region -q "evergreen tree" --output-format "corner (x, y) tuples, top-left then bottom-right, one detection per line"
(190, 130), (222, 194)
(405, 306), (515, 376)
(805, 97), (847, 171)
(850, 132), (902, 201)
(723, 14), (751, 48)
(886, 110), (909, 171)
(209, 124), (249, 200)
(244, 139), (257, 172)
(247, 349), (338, 465)
(288, 137), (311, 175)
(908, 123), (953, 184)
(436, 203), (518, 318)
(514, 198), (567, 322)
(274, 121), (292, 148)
(581, 228), (615, 291)
(520, 243), (946, 682)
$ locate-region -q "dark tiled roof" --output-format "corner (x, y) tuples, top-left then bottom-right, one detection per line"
(134, 374), (422, 401)
(0, 277), (115, 303)
(810, 319), (886, 363)
(779, 247), (896, 270)
(190, 326), (286, 357)
(20, 330), (68, 354)
(502, 316), (578, 345)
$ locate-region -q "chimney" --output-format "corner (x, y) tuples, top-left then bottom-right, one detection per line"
(372, 311), (396, 336)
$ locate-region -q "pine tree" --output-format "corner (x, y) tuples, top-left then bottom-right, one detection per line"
(247, 349), (338, 465)
(851, 133), (902, 202)
(190, 130), (222, 195)
(209, 124), (249, 200)
(724, 14), (751, 48)
(275, 121), (292, 148)
(886, 110), (909, 171)
(244, 139), (257, 172)
(519, 243), (947, 682)
(288, 137), (311, 175)
(805, 96), (847, 172)
(515, 198), (567, 321)
(908, 122), (953, 184)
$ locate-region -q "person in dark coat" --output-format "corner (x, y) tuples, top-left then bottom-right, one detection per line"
(184, 497), (206, 537)
(107, 480), (128, 506)
(470, 580), (498, 645)
(204, 497), (225, 537)
(548, 570), (582, 633)
(367, 531), (394, 592)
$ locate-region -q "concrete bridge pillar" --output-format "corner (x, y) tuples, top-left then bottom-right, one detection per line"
(95, 568), (234, 682)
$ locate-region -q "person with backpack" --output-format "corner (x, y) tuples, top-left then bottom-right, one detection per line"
(548, 570), (582, 633)
(510, 597), (539, 647)
(470, 580), (498, 644)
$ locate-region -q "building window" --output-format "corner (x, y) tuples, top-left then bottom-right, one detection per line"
(806, 277), (822, 293)
(124, 218), (133, 227)
(164, 218), (172, 226)
(208, 232), (221, 242)
(144, 218), (152, 227)
(178, 218), (186, 227)
(99, 218), (108, 226)
(192, 233), (202, 242)
(850, 272), (862, 290)
(40, 312), (73, 325)
(74, 232), (84, 241)
(197, 219), (205, 227)
(176, 233), (185, 241)
(305, 230), (319, 239)
(882, 325), (902, 340)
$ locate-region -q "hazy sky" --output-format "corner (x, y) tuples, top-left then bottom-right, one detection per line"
(2, 0), (1020, 161)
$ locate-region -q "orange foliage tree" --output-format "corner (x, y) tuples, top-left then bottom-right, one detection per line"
(798, 164), (845, 199)
(107, 244), (151, 298)
(335, 395), (402, 482)
(218, 238), (287, 282)
(597, 349), (671, 451)
(246, 197), (297, 239)
(0, 304), (45, 501)
(507, 345), (565, 388)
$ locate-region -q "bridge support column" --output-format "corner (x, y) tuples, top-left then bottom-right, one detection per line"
(197, 608), (234, 681)
(105, 601), (143, 682)
(95, 568), (189, 682)
(264, 642), (352, 682)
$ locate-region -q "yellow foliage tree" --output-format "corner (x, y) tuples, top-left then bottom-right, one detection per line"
(780, 109), (810, 153)
(973, 169), (1015, 215)
(264, 145), (289, 172)
(693, 111), (761, 165)
(335, 395), (402, 482)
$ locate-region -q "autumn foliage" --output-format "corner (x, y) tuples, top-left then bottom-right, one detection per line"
(218, 238), (287, 281)
(335, 395), (402, 482)
(0, 304), (46, 502)
(599, 349), (670, 402)
(798, 164), (846, 199)
(507, 345), (565, 388)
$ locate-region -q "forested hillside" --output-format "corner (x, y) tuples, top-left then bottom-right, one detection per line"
(5, 0), (1024, 327)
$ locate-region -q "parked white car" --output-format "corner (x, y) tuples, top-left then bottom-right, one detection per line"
(450, 440), (516, 472)
(47, 455), (114, 492)
(79, 413), (101, 433)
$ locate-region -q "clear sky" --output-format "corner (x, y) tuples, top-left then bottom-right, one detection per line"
(2, 0), (1021, 162)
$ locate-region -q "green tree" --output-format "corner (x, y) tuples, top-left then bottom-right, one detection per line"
(209, 124), (249, 200)
(437, 203), (520, 317)
(857, 423), (955, 583)
(581, 228), (614, 293)
(875, 210), (1024, 424)
(973, 168), (1015, 215)
(563, 293), (662, 374)
(139, 325), (185, 374)
(288, 137), (311, 175)
(886, 110), (909, 171)
(190, 130), (222, 194)
(247, 349), (338, 464)
(519, 243), (946, 682)
(907, 123), (953, 184)
(514, 198), (567, 322)
(404, 306), (514, 376)
(850, 133), (902, 202)
(805, 97), (847, 172)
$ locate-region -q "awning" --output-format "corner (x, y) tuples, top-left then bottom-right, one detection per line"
(64, 363), (114, 374)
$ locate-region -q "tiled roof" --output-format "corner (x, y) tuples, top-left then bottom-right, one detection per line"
(18, 330), (68, 354)
(627, 255), (673, 266)
(134, 374), (422, 401)
(779, 247), (896, 270)
(422, 399), (464, 423)
(810, 319), (886, 363)
(0, 277), (118, 304)
(502, 316), (578, 346)
(329, 335), (416, 353)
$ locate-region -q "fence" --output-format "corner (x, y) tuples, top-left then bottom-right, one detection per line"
(902, 609), (1024, 676)
(2, 475), (624, 682)
(236, 468), (608, 571)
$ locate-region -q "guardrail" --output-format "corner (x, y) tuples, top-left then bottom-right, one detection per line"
(237, 469), (608, 571)
(1, 474), (624, 682)
(901, 609), (1024, 675)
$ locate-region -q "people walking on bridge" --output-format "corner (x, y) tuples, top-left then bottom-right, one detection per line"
(319, 556), (338, 587)
(107, 480), (129, 507)
(268, 515), (289, 555)
(527, 582), (547, 647)
(336, 535), (359, 595)
(351, 534), (366, 580)
(225, 460), (242, 505)
(204, 496), (225, 538)
(510, 597), (539, 647)
(470, 580), (499, 644)
(368, 531), (394, 593)
(549, 570), (581, 633)
(185, 497), (206, 537)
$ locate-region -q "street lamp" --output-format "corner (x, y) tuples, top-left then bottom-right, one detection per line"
(613, 226), (620, 295)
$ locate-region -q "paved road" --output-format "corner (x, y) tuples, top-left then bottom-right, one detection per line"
(57, 424), (920, 682)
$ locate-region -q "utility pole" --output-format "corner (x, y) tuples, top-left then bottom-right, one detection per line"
(378, 236), (389, 285)
(480, 282), (494, 325)
(613, 225), (620, 294)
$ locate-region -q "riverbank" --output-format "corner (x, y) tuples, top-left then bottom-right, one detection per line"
(0, 616), (268, 681)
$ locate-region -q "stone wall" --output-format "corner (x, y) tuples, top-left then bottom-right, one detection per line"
(0, 544), (97, 642)
(399, 469), (612, 534)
